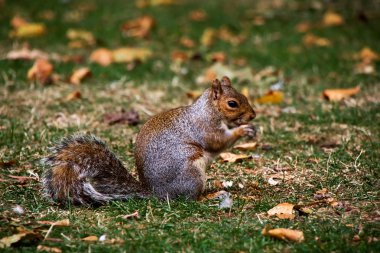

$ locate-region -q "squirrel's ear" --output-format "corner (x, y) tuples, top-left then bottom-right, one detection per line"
(221, 76), (232, 87)
(211, 79), (223, 100)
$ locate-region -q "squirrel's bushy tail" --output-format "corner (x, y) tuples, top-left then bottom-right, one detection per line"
(41, 135), (149, 206)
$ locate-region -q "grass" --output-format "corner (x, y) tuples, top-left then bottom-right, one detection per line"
(0, 0), (380, 252)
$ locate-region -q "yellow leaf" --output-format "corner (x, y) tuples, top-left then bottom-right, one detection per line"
(323, 11), (344, 26)
(10, 23), (46, 38)
(233, 142), (257, 151)
(267, 203), (295, 220)
(303, 33), (331, 47)
(200, 28), (216, 47)
(90, 48), (114, 66)
(66, 29), (95, 46)
(262, 227), (304, 243)
(255, 91), (284, 104)
(220, 152), (250, 163)
(70, 67), (91, 85)
(37, 245), (62, 253)
(322, 86), (360, 101)
(112, 47), (152, 63)
(121, 15), (154, 38)
(37, 219), (70, 226)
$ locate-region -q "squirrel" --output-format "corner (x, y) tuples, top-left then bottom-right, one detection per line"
(41, 76), (256, 206)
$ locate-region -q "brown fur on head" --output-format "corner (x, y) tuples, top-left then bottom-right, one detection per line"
(211, 76), (256, 127)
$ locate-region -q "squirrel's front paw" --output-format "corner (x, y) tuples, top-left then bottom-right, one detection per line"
(236, 124), (256, 139)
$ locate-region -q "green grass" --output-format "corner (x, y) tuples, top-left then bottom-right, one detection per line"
(1, 0), (380, 252)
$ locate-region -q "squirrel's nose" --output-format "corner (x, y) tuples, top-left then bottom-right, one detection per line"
(249, 111), (256, 121)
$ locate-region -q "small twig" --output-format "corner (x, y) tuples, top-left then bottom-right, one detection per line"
(256, 213), (263, 225)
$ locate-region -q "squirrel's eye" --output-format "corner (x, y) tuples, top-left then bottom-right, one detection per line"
(227, 100), (238, 108)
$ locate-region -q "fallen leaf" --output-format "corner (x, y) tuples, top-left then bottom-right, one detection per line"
(103, 109), (140, 125)
(218, 27), (246, 45)
(209, 52), (226, 63)
(354, 61), (375, 75)
(121, 210), (140, 219)
(69, 67), (91, 85)
(202, 190), (233, 209)
(322, 86), (360, 101)
(359, 47), (379, 63)
(65, 91), (82, 101)
(295, 21), (312, 33)
(66, 29), (95, 46)
(189, 9), (207, 21)
(136, 0), (177, 8)
(0, 160), (17, 168)
(180, 37), (195, 48)
(89, 48), (113, 66)
(303, 33), (331, 47)
(322, 11), (344, 26)
(37, 219), (70, 226)
(255, 90), (284, 104)
(8, 175), (38, 184)
(27, 58), (53, 85)
(233, 142), (257, 151)
(37, 245), (62, 253)
(220, 152), (250, 163)
(10, 23), (46, 38)
(200, 28), (216, 47)
(262, 227), (304, 243)
(171, 51), (189, 62)
(0, 231), (42, 248)
(81, 235), (98, 242)
(11, 16), (28, 28)
(112, 47), (152, 63)
(267, 203), (295, 219)
(121, 15), (154, 38)
(6, 47), (49, 60)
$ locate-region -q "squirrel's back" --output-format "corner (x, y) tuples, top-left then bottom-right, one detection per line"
(42, 135), (148, 206)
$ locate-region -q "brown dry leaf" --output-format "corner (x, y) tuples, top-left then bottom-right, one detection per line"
(323, 86), (360, 101)
(220, 152), (250, 163)
(112, 47), (152, 63)
(171, 51), (189, 63)
(81, 235), (98, 242)
(11, 16), (28, 28)
(262, 227), (304, 243)
(296, 21), (312, 33)
(65, 91), (82, 101)
(267, 203), (295, 220)
(70, 67), (91, 85)
(10, 23), (46, 38)
(359, 47), (379, 62)
(37, 245), (62, 253)
(210, 52), (226, 63)
(303, 34), (331, 47)
(0, 231), (42, 248)
(27, 58), (53, 85)
(89, 48), (113, 66)
(122, 210), (140, 219)
(354, 61), (375, 75)
(201, 28), (216, 47)
(136, 0), (176, 8)
(66, 29), (95, 46)
(8, 175), (38, 184)
(180, 37), (195, 48)
(255, 91), (284, 104)
(103, 109), (140, 125)
(6, 47), (49, 60)
(189, 9), (207, 21)
(233, 142), (257, 151)
(37, 219), (70, 226)
(121, 15), (154, 38)
(218, 27), (246, 45)
(322, 11), (344, 26)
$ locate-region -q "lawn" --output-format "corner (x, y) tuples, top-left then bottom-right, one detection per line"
(0, 0), (379, 252)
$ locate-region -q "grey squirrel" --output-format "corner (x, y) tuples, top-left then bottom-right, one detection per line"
(41, 76), (256, 206)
